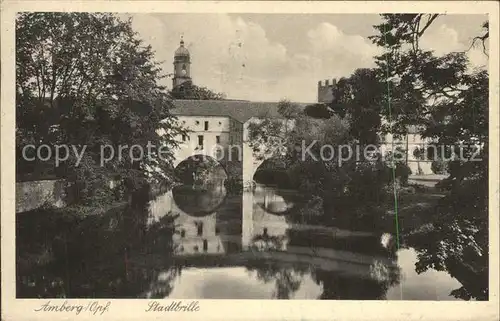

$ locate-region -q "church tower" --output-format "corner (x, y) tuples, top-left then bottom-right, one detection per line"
(173, 36), (192, 89)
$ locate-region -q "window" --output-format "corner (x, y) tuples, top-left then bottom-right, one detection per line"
(195, 121), (200, 125)
(216, 136), (220, 144)
(426, 146), (436, 160)
(180, 229), (186, 238)
(193, 246), (199, 252)
(182, 135), (187, 142)
(204, 121), (209, 131)
(263, 227), (268, 236)
(231, 147), (240, 161)
(198, 135), (204, 147)
(215, 148), (223, 159)
(215, 226), (220, 235)
(197, 222), (203, 236)
(203, 239), (208, 252)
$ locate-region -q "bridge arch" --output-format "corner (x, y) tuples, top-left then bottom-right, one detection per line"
(172, 146), (226, 168)
(172, 154), (228, 217)
(251, 157), (299, 216)
(174, 154), (227, 183)
(253, 158), (297, 189)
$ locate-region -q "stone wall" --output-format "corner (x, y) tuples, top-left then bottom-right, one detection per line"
(16, 180), (69, 213)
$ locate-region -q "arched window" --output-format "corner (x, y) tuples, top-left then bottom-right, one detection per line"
(426, 146), (436, 160)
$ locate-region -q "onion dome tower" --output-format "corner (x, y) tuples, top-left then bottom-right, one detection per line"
(173, 36), (192, 89)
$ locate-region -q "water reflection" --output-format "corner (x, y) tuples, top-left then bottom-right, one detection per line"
(253, 183), (297, 215)
(166, 267), (322, 299)
(16, 184), (469, 300)
(385, 249), (463, 300)
(172, 155), (228, 216)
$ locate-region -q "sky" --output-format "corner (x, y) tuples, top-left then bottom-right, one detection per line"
(126, 13), (488, 103)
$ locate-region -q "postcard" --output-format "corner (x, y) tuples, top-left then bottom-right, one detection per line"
(1, 1), (499, 320)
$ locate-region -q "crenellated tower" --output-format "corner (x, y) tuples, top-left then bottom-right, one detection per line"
(317, 78), (337, 104)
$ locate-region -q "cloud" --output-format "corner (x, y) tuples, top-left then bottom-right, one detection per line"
(128, 14), (381, 102)
(128, 14), (293, 100)
(306, 22), (380, 70)
(420, 24), (462, 56)
(128, 14), (487, 102)
(420, 23), (488, 69)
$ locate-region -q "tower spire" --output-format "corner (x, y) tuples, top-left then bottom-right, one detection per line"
(173, 35), (191, 89)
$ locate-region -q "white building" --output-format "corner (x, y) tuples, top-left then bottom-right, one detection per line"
(318, 79), (433, 175)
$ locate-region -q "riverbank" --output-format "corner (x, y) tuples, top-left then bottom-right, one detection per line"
(393, 175), (447, 235)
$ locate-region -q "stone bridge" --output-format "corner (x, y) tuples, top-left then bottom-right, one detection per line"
(170, 119), (276, 189)
(16, 120), (275, 214)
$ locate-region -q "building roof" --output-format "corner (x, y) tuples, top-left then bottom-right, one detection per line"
(170, 99), (310, 123)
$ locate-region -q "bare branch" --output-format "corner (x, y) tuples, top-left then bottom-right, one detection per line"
(418, 14), (440, 37)
(467, 32), (489, 57)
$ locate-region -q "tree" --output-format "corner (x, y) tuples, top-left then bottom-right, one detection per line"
(331, 68), (386, 145)
(303, 103), (333, 119)
(329, 67), (412, 205)
(170, 81), (226, 100)
(469, 21), (489, 56)
(247, 100), (400, 230)
(369, 14), (488, 138)
(246, 260), (306, 299)
(370, 14), (489, 300)
(16, 13), (185, 209)
(246, 100), (302, 163)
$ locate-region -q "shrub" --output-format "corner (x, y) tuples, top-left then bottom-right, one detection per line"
(431, 159), (448, 174)
(395, 163), (412, 186)
(225, 176), (243, 195)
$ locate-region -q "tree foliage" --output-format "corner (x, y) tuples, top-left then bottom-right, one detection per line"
(248, 15), (490, 299)
(303, 103), (333, 119)
(331, 68), (386, 145)
(16, 13), (184, 207)
(170, 81), (226, 100)
(369, 14), (488, 138)
(371, 14), (489, 300)
(247, 100), (403, 230)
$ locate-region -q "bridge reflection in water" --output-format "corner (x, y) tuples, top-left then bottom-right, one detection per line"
(144, 184), (462, 300)
(15, 180), (463, 300)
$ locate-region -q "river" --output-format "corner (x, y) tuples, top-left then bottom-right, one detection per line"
(16, 185), (464, 300)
